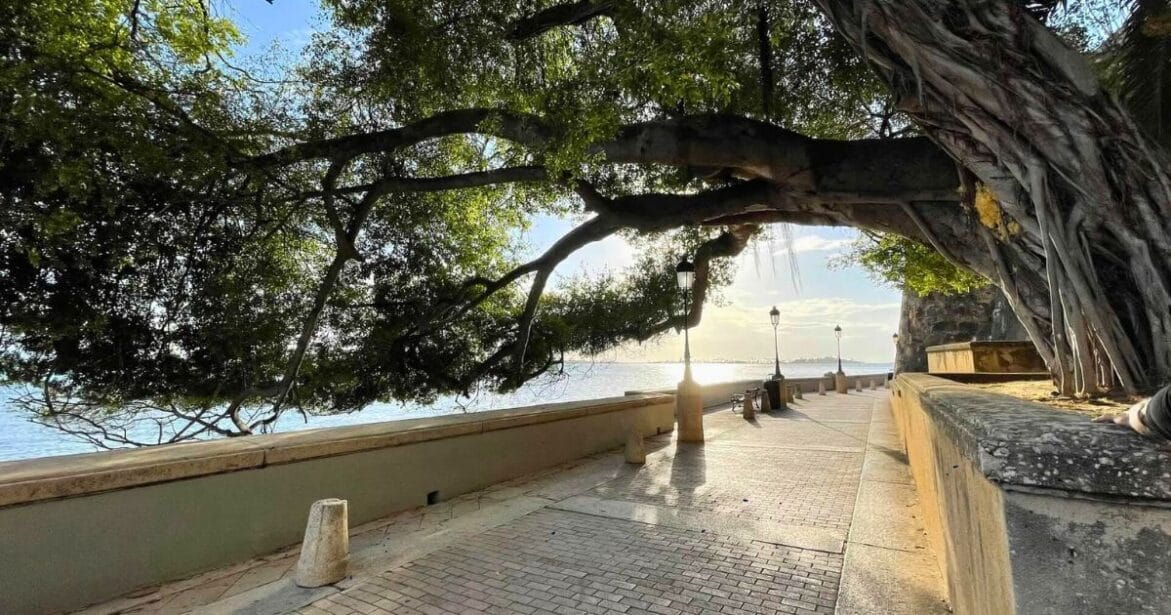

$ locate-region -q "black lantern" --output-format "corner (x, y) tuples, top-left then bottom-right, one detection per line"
(675, 258), (695, 290)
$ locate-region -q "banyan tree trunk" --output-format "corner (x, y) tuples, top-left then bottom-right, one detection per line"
(813, 0), (1171, 395)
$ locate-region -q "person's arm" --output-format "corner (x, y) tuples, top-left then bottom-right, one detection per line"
(1093, 385), (1171, 442)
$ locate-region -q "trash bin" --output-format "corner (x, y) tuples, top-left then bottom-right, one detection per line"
(763, 376), (785, 410)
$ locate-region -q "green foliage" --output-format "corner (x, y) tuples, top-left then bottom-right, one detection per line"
(831, 234), (989, 295)
(5, 0), (1122, 444)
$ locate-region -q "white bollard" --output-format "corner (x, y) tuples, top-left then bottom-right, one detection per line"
(855, 379), (862, 392)
(295, 499), (349, 588)
(625, 431), (646, 464)
(869, 379), (876, 391)
(818, 381), (826, 396)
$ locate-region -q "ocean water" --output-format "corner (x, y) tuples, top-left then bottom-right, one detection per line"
(0, 361), (889, 462)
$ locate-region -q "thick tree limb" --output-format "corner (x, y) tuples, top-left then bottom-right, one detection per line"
(299, 166), (548, 200)
(602, 114), (959, 200)
(251, 109), (549, 168)
(506, 1), (624, 41)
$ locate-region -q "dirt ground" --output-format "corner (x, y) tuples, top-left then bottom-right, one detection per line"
(966, 379), (1138, 419)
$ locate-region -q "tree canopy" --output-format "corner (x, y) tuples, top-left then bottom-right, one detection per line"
(2, 0), (1168, 446)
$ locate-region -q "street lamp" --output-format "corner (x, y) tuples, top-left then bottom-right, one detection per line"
(676, 257), (695, 382)
(891, 332), (900, 376)
(834, 324), (844, 374)
(769, 306), (782, 379)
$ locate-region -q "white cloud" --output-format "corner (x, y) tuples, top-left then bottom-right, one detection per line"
(774, 235), (855, 255)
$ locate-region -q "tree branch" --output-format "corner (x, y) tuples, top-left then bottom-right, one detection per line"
(639, 225), (760, 339)
(251, 109), (549, 168)
(507, 1), (625, 41)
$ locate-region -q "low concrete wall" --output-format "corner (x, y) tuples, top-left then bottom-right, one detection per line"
(890, 374), (1171, 615)
(627, 373), (888, 407)
(627, 379), (760, 408)
(926, 341), (1047, 374)
(0, 394), (674, 614)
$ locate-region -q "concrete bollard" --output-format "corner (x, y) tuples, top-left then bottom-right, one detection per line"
(884, 378), (891, 389)
(760, 389), (772, 412)
(625, 431), (646, 464)
(295, 499), (349, 588)
(786, 386), (795, 404)
(835, 372), (848, 394)
(869, 379), (876, 390)
(743, 391), (756, 420)
(855, 379), (862, 392)
(819, 381), (826, 396)
(795, 386), (804, 400)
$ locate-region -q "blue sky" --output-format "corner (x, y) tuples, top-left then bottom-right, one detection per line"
(226, 0), (902, 363)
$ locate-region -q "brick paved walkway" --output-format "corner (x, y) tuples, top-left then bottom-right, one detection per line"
(291, 391), (925, 615)
(88, 389), (948, 615)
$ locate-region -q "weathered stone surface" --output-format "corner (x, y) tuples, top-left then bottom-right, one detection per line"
(1003, 491), (1171, 615)
(892, 374), (1171, 615)
(295, 499), (349, 588)
(901, 375), (1171, 500)
(897, 286), (1026, 373)
(819, 381), (827, 395)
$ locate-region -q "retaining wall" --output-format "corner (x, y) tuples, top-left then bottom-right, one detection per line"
(0, 394), (674, 614)
(627, 373), (888, 408)
(890, 374), (1171, 615)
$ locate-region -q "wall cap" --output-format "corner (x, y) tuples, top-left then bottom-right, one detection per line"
(894, 374), (1171, 500)
(0, 393), (673, 508)
(925, 341), (1037, 352)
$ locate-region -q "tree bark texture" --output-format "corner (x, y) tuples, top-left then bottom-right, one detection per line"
(813, 0), (1171, 394)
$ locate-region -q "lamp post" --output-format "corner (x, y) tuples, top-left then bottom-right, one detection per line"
(770, 306), (782, 379)
(675, 256), (703, 442)
(834, 325), (844, 374)
(765, 306), (786, 410)
(676, 257), (695, 383)
(833, 324), (847, 394)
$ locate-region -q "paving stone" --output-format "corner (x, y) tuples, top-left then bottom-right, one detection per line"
(311, 510), (841, 614)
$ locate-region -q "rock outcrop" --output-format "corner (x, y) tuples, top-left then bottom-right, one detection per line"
(897, 286), (1026, 373)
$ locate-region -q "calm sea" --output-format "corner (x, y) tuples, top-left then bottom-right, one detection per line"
(0, 361), (889, 462)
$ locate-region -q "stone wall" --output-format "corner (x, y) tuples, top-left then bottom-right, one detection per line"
(626, 373), (890, 405)
(890, 374), (1171, 614)
(0, 394), (674, 614)
(896, 286), (1027, 373)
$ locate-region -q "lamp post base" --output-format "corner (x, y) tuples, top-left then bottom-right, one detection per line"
(834, 371), (849, 394)
(676, 379), (704, 443)
(764, 375), (786, 411)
